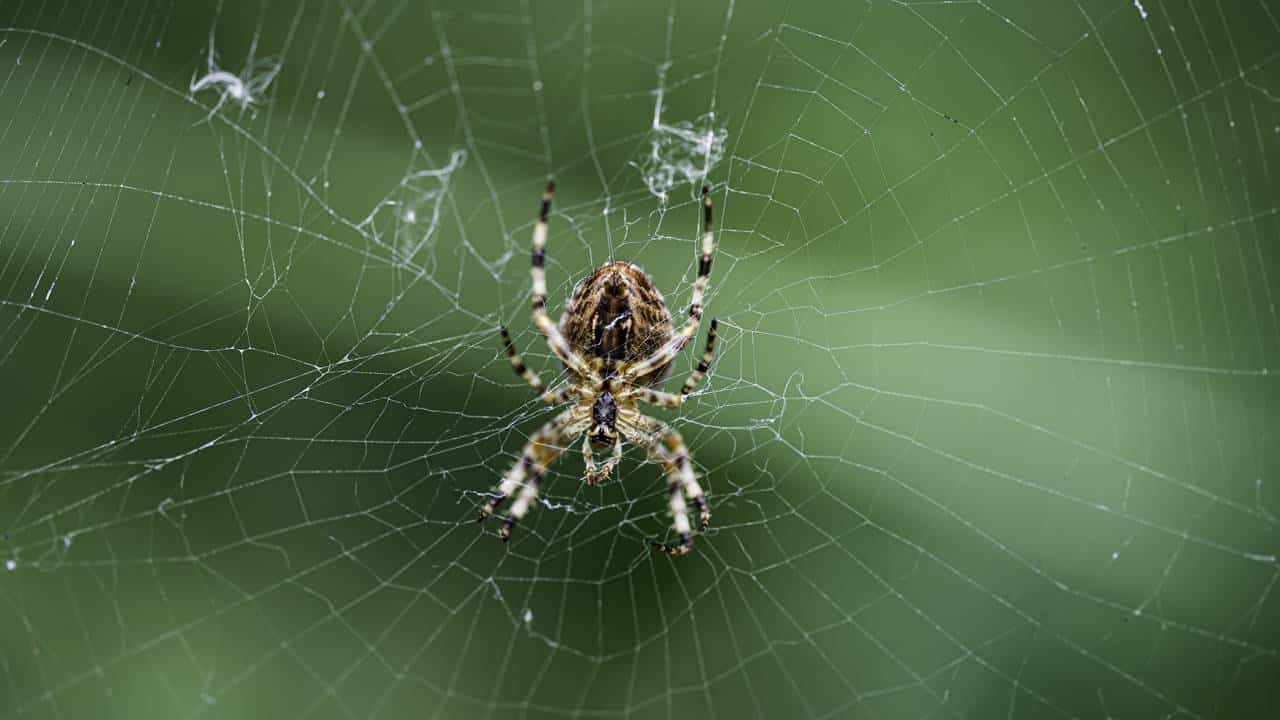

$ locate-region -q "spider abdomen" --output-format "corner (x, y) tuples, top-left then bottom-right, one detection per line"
(559, 261), (674, 385)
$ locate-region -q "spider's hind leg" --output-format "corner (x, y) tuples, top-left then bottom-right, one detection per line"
(528, 180), (594, 380)
(622, 187), (717, 384)
(631, 319), (720, 411)
(679, 318), (718, 397)
(500, 326), (574, 405)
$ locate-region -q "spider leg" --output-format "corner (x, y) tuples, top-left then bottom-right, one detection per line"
(620, 413), (710, 556)
(502, 476), (543, 542)
(622, 187), (716, 383)
(678, 318), (718, 397)
(479, 409), (581, 542)
(542, 387), (577, 405)
(500, 326), (573, 405)
(688, 186), (716, 325)
(583, 434), (623, 485)
(629, 319), (719, 410)
(529, 181), (594, 379)
(631, 388), (683, 408)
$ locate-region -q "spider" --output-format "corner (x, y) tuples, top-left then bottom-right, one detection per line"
(479, 182), (718, 556)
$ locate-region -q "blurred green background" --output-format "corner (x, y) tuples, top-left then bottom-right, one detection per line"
(2, 0), (1278, 717)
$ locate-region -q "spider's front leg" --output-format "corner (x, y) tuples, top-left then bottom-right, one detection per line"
(582, 434), (622, 486)
(620, 413), (710, 556)
(479, 409), (582, 542)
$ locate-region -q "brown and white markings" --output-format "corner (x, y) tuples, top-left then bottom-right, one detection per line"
(480, 183), (718, 556)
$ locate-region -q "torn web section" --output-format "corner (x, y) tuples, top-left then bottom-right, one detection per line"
(634, 107), (727, 206)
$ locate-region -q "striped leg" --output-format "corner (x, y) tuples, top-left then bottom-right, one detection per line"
(500, 327), (572, 404)
(479, 409), (578, 540)
(623, 187), (716, 383)
(621, 415), (710, 556)
(530, 181), (593, 379)
(688, 186), (716, 324)
(632, 388), (684, 408)
(630, 314), (715, 409)
(679, 318), (718, 396)
(501, 475), (542, 542)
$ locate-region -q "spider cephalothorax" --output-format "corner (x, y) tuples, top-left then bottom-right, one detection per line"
(588, 379), (619, 447)
(479, 182), (718, 556)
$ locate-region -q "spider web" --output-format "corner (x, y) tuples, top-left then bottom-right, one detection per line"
(2, 0), (1278, 717)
